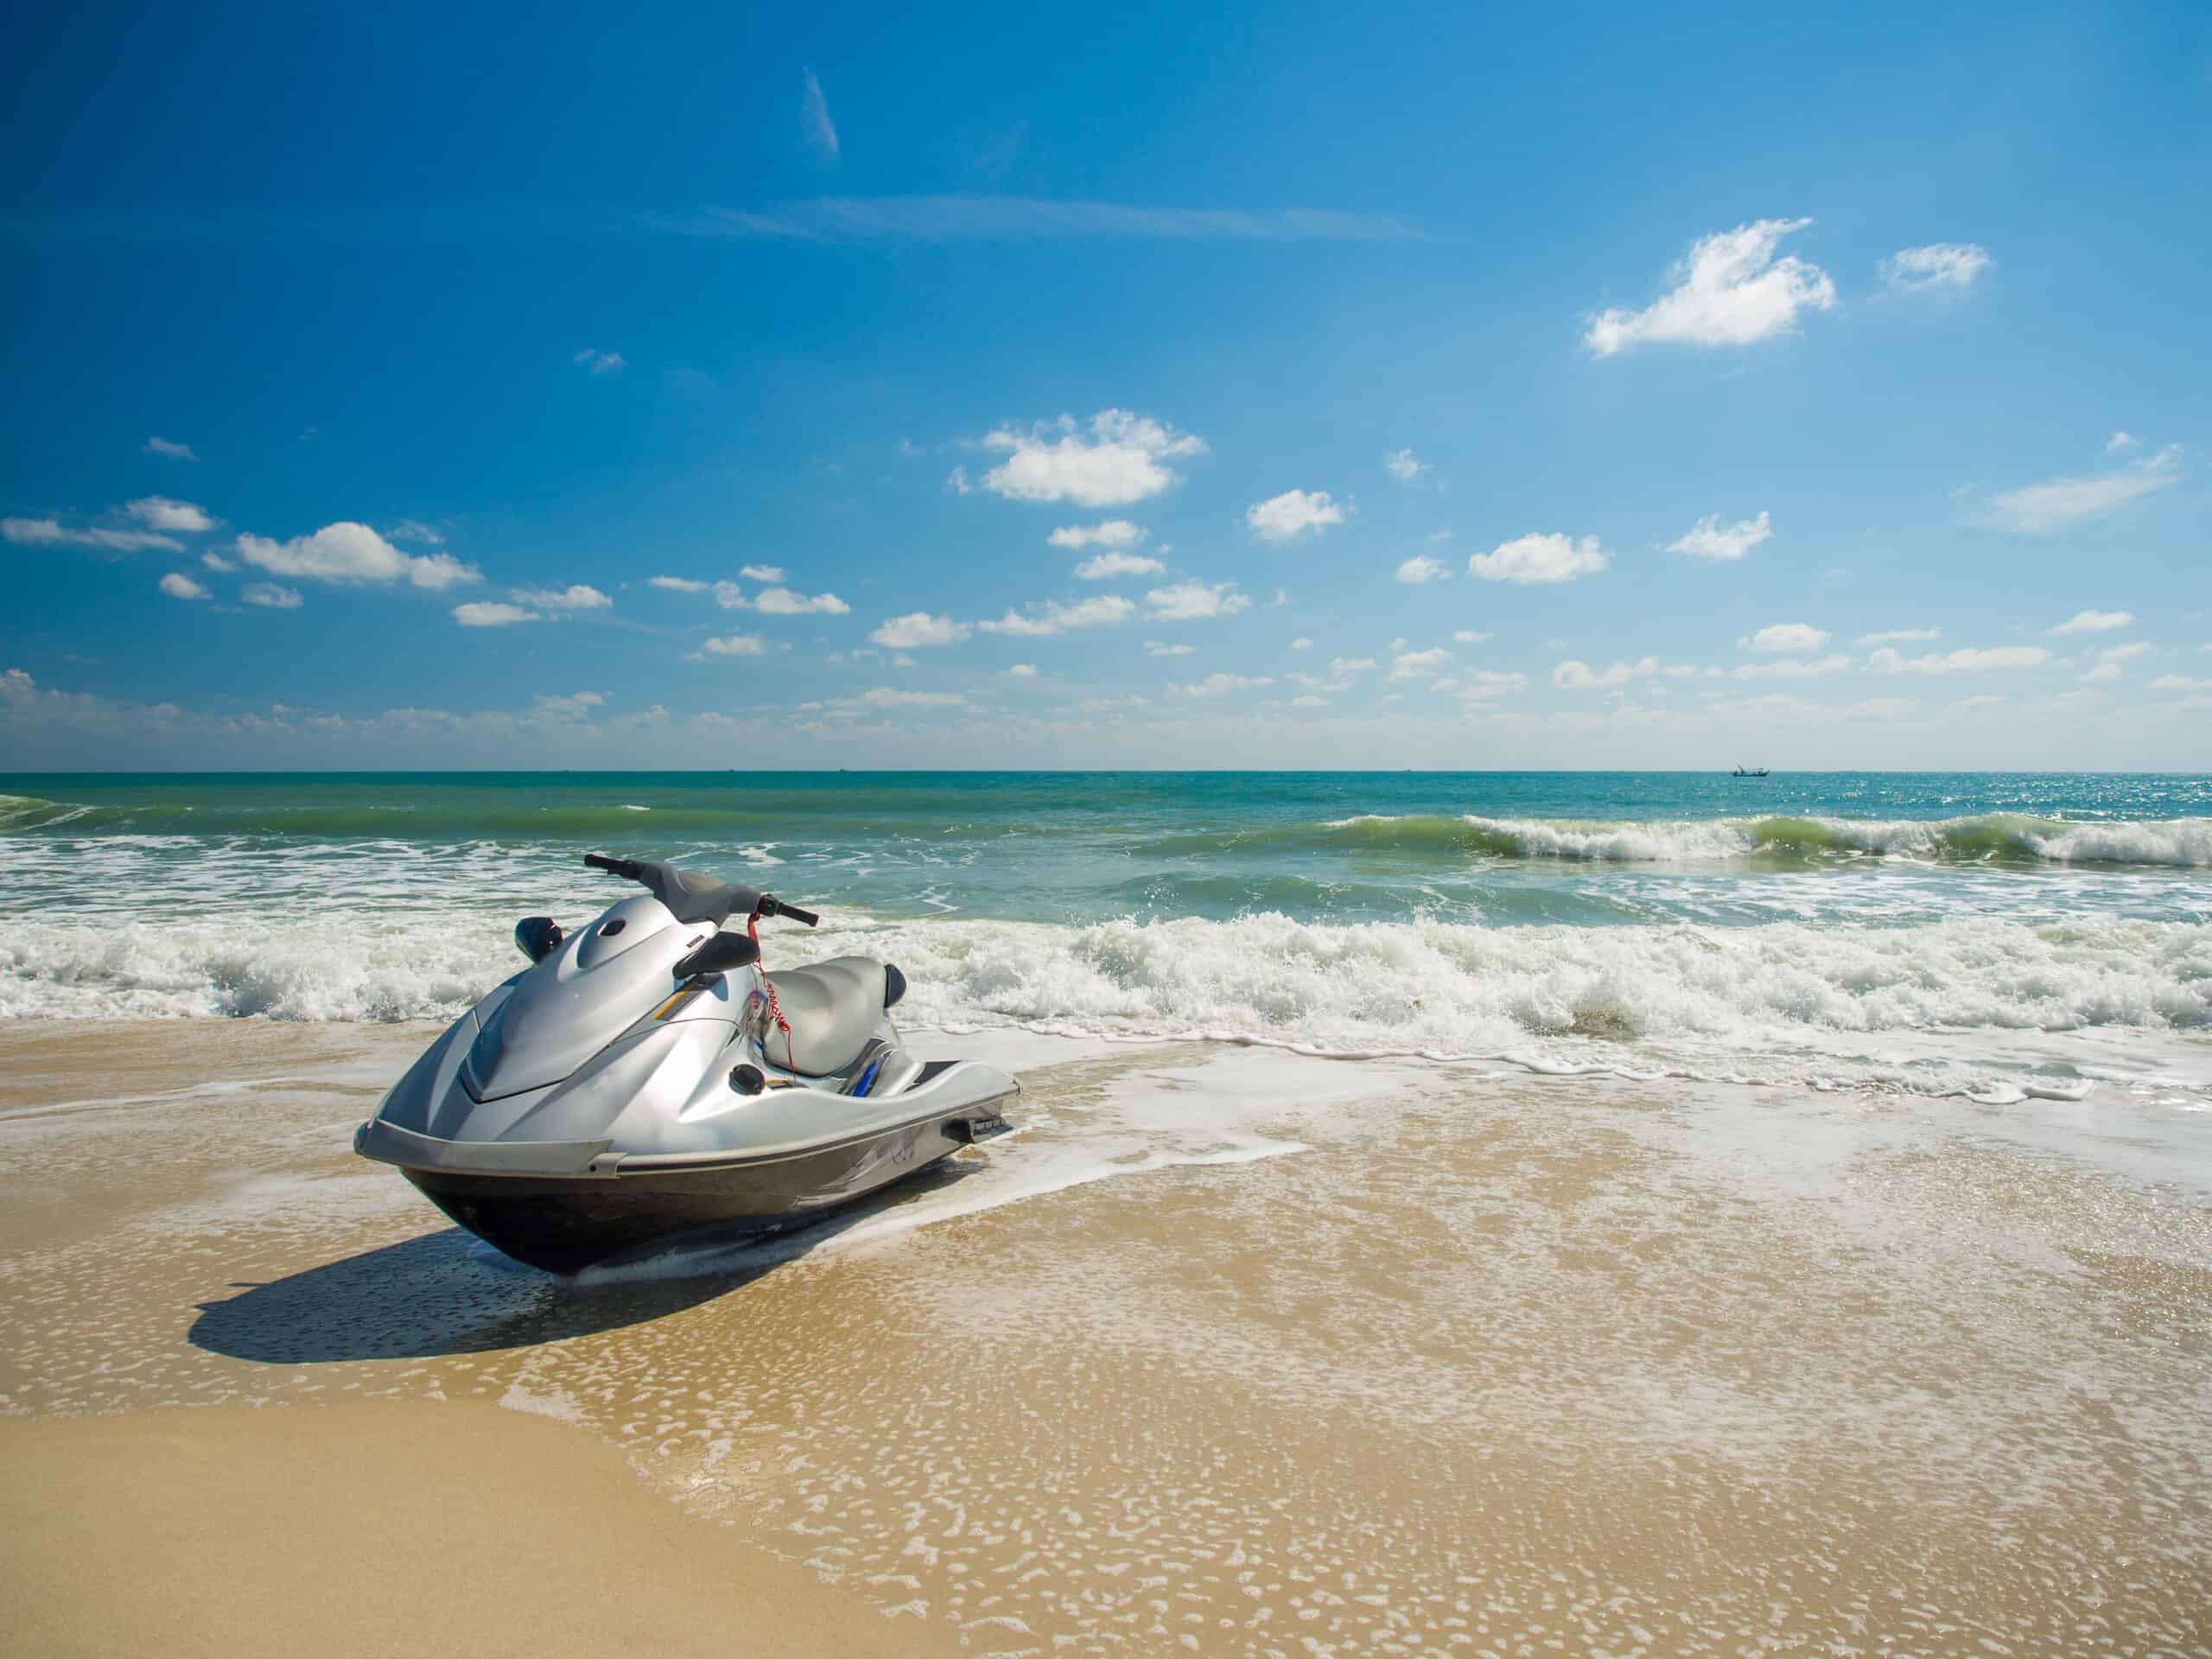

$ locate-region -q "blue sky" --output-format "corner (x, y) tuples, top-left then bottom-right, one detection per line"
(2, 0), (2207, 768)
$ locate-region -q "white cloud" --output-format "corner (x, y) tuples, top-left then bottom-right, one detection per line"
(979, 410), (1205, 506)
(1983, 446), (2180, 534)
(1881, 243), (1993, 292)
(1076, 694), (1151, 713)
(1145, 640), (1196, 657)
(573, 348), (626, 374)
(2104, 431), (2138, 455)
(1452, 629), (1493, 645)
(1742, 622), (1831, 652)
(978, 594), (1135, 636)
(1867, 645), (2052, 674)
(754, 586), (852, 615)
(1075, 550), (1167, 580)
(1007, 663), (1038, 678)
(1268, 588), (1288, 607)
(1667, 510), (1771, 562)
(237, 522), (479, 588)
(1459, 670), (1527, 699)
(1586, 219), (1836, 356)
(200, 550), (236, 572)
(740, 563), (785, 582)
(1144, 580), (1250, 621)
(713, 582), (750, 609)
(3, 517), (181, 552)
(1331, 657), (1377, 676)
(1469, 532), (1609, 584)
(1290, 694), (1328, 708)
(1383, 448), (1429, 482)
(1389, 646), (1452, 681)
(870, 612), (969, 649)
(453, 601), (540, 627)
(2050, 608), (2134, 635)
(1289, 637), (1313, 651)
(1857, 626), (1942, 645)
(144, 435), (197, 461)
(1732, 653), (1850, 680)
(1393, 554), (1450, 585)
(1049, 519), (1147, 550)
(242, 582), (302, 610)
(2149, 674), (2210, 693)
(512, 583), (613, 611)
(1245, 489), (1347, 543)
(801, 67), (839, 160)
(1168, 672), (1273, 698)
(649, 575), (711, 593)
(854, 686), (965, 709)
(127, 497), (217, 533)
(1553, 657), (1659, 690)
(386, 518), (446, 545)
(534, 691), (605, 718)
(158, 572), (209, 601)
(2081, 642), (2152, 683)
(944, 466), (973, 495)
(699, 632), (766, 656)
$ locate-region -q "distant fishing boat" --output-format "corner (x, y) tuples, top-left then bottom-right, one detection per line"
(1731, 765), (1770, 778)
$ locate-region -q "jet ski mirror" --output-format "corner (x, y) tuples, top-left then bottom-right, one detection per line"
(513, 916), (564, 963)
(674, 931), (761, 979)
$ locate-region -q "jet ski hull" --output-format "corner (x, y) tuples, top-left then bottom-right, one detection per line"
(396, 1108), (1002, 1274)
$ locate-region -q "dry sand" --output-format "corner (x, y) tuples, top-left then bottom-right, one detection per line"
(3, 1016), (2209, 1656)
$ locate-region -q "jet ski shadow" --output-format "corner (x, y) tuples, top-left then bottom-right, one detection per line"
(188, 1157), (987, 1365)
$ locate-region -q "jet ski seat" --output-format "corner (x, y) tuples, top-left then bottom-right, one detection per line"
(764, 956), (896, 1077)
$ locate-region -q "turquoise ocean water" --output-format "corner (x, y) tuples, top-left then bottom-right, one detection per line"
(3, 771), (2207, 1099)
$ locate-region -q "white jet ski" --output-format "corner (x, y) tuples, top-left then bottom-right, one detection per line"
(355, 854), (1018, 1273)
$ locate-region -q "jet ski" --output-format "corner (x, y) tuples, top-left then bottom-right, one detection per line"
(354, 853), (1019, 1274)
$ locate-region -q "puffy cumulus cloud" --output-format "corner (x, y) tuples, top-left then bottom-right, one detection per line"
(1007, 663), (1038, 678)
(1553, 657), (1659, 690)
(1167, 672), (1273, 698)
(3, 516), (181, 552)
(144, 435), (197, 461)
(534, 691), (606, 719)
(158, 571), (210, 601)
(740, 563), (785, 582)
(237, 522), (479, 588)
(1586, 219), (1835, 356)
(980, 410), (1205, 506)
(1867, 645), (2052, 674)
(242, 582), (302, 610)
(1145, 640), (1195, 658)
(127, 497), (218, 533)
(1048, 519), (1147, 550)
(453, 601), (540, 627)
(573, 348), (626, 374)
(1394, 554), (1450, 584)
(2081, 642), (2152, 683)
(869, 612), (969, 649)
(1389, 646), (1452, 681)
(1382, 448), (1429, 482)
(512, 583), (613, 611)
(1144, 580), (1250, 621)
(2050, 608), (2133, 635)
(1245, 488), (1347, 543)
(1881, 243), (1993, 292)
(1732, 652), (1850, 680)
(697, 632), (766, 656)
(1667, 510), (1771, 562)
(1075, 550), (1166, 580)
(1289, 637), (1313, 651)
(978, 594), (1135, 636)
(649, 575), (711, 593)
(1983, 445), (2180, 534)
(1741, 622), (1830, 652)
(754, 586), (851, 615)
(1469, 532), (1608, 583)
(201, 550), (237, 572)
(1857, 626), (1941, 645)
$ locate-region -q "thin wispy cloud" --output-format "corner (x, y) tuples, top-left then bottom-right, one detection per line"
(1881, 243), (1993, 292)
(658, 197), (1424, 244)
(801, 69), (840, 161)
(143, 435), (196, 461)
(1981, 445), (2180, 534)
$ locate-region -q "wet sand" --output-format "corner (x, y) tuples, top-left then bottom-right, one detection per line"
(2, 1016), (2209, 1656)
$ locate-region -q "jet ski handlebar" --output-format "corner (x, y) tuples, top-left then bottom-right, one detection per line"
(583, 853), (818, 927)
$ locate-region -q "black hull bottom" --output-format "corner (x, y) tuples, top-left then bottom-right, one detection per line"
(404, 1116), (969, 1274)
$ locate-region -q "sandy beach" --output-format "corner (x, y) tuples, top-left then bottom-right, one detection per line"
(3, 1014), (2209, 1656)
